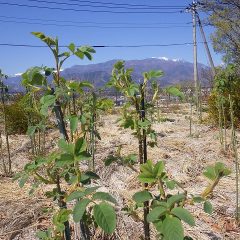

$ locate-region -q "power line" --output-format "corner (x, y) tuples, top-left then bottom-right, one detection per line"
(0, 42), (200, 48)
(0, 15), (191, 25)
(46, 0), (186, 8)
(0, 2), (182, 14)
(0, 19), (192, 29)
(26, 0), (185, 10)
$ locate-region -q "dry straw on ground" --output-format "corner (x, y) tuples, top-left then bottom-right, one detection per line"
(0, 105), (240, 239)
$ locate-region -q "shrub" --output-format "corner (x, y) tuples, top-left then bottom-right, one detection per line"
(208, 64), (240, 126)
(0, 95), (41, 135)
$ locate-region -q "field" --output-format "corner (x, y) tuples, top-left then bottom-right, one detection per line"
(0, 103), (239, 240)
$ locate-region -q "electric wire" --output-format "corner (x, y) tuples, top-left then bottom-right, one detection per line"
(0, 2), (182, 14)
(32, 0), (186, 8)
(0, 19), (192, 29)
(25, 0), (185, 10)
(0, 15), (192, 26)
(0, 42), (200, 48)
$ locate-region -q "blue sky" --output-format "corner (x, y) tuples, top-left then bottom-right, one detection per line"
(0, 0), (222, 75)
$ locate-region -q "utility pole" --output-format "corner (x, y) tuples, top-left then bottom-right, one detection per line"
(197, 13), (216, 77)
(186, 1), (202, 121)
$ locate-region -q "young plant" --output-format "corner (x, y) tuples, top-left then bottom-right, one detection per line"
(130, 160), (231, 240)
(17, 32), (117, 239)
(17, 136), (117, 239)
(107, 61), (163, 240)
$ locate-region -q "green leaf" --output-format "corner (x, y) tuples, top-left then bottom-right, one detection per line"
(153, 220), (163, 232)
(74, 152), (91, 161)
(153, 161), (164, 177)
(75, 50), (84, 59)
(31, 72), (45, 85)
(203, 166), (217, 181)
(147, 206), (167, 222)
(162, 216), (184, 240)
(171, 207), (195, 226)
(69, 115), (78, 133)
(55, 153), (74, 167)
(192, 196), (205, 203)
(79, 81), (93, 89)
(19, 174), (29, 188)
(68, 43), (75, 53)
(204, 201), (213, 214)
(36, 231), (48, 239)
(31, 32), (56, 46)
(74, 137), (87, 155)
(166, 180), (176, 190)
(66, 187), (99, 202)
(27, 126), (37, 136)
(85, 186), (100, 195)
(40, 95), (56, 106)
(82, 171), (100, 180)
(132, 190), (152, 203)
(93, 202), (116, 234)
(73, 198), (91, 222)
(138, 160), (157, 184)
(104, 155), (118, 166)
(58, 139), (74, 154)
(66, 191), (86, 202)
(92, 192), (117, 204)
(167, 194), (186, 208)
(58, 52), (70, 58)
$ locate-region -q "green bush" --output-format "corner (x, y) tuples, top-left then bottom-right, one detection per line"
(0, 95), (41, 135)
(208, 64), (240, 126)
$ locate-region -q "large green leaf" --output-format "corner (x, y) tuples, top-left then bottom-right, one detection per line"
(92, 192), (117, 204)
(147, 206), (167, 222)
(138, 160), (156, 183)
(138, 160), (165, 184)
(132, 190), (152, 203)
(93, 202), (116, 234)
(73, 198), (91, 222)
(167, 194), (186, 208)
(66, 191), (85, 202)
(153, 161), (164, 177)
(162, 216), (184, 240)
(171, 207), (195, 226)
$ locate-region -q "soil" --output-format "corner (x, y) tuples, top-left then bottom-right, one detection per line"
(0, 104), (239, 240)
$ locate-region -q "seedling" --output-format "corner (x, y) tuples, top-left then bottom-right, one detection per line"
(17, 32), (116, 240)
(129, 160), (231, 240)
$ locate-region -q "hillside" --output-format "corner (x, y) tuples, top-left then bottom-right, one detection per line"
(6, 58), (209, 92)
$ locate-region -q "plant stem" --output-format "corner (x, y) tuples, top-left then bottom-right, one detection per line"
(56, 175), (71, 240)
(229, 94), (239, 220)
(140, 84), (150, 240)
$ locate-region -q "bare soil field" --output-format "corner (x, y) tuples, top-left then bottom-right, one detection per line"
(0, 105), (240, 240)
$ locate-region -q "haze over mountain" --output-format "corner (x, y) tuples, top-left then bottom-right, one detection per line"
(7, 58), (210, 92)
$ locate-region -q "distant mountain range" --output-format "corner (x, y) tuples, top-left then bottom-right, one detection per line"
(6, 58), (210, 92)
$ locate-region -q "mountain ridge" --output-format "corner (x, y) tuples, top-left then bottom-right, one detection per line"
(6, 58), (209, 92)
